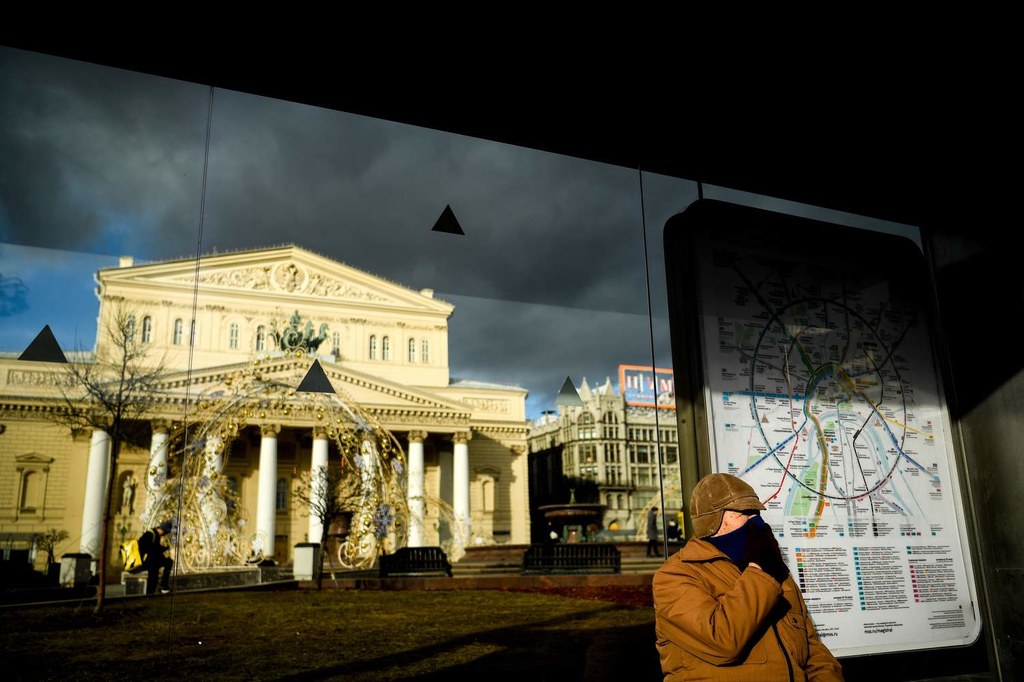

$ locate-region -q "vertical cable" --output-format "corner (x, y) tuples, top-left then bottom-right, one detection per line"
(165, 84), (214, 642)
(638, 168), (669, 557)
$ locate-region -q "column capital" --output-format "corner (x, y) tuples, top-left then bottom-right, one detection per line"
(452, 431), (472, 445)
(510, 444), (526, 455)
(261, 424), (281, 437)
(408, 430), (428, 443)
(312, 427), (330, 440)
(151, 419), (172, 435)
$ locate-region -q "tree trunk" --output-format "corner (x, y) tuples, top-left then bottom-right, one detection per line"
(93, 435), (120, 614)
(316, 538), (326, 591)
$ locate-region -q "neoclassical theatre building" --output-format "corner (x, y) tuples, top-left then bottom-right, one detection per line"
(0, 245), (529, 572)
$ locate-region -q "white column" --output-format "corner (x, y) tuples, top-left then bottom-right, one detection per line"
(255, 425), (280, 558)
(453, 432), (471, 544)
(147, 423), (170, 490)
(141, 421), (171, 526)
(80, 429), (111, 556)
(510, 444), (530, 545)
(407, 431), (426, 547)
(200, 436), (225, 536)
(308, 429), (330, 544)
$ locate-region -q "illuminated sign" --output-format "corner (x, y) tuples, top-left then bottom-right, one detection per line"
(618, 364), (674, 408)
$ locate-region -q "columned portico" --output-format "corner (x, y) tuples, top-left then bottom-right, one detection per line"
(452, 432), (471, 543)
(255, 425), (280, 558)
(80, 429), (111, 556)
(308, 428), (330, 545)
(406, 430), (427, 547)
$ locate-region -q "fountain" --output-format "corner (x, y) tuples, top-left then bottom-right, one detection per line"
(538, 487), (607, 543)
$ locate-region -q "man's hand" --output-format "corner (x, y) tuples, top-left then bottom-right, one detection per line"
(742, 521), (789, 584)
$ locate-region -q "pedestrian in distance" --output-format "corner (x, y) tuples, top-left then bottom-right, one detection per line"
(653, 473), (843, 680)
(646, 505), (661, 557)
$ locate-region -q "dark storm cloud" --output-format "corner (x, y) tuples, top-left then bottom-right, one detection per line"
(197, 89), (656, 314)
(443, 293), (674, 418)
(1, 46), (689, 317)
(0, 47), (211, 254)
(0, 47), (708, 419)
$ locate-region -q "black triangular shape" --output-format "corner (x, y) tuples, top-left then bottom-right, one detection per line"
(18, 325), (68, 363)
(296, 359), (335, 394)
(431, 204), (465, 235)
(554, 376), (584, 407)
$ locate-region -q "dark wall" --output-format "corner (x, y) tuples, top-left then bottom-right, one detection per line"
(927, 224), (1024, 679)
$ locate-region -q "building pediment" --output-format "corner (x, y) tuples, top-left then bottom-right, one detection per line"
(154, 357), (471, 417)
(98, 245), (453, 315)
(15, 452), (55, 465)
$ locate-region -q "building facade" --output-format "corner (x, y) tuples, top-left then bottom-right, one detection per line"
(527, 377), (683, 534)
(0, 245), (529, 573)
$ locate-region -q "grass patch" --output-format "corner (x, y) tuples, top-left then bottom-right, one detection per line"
(1, 588), (659, 680)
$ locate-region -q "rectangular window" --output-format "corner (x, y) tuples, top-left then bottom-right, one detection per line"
(275, 478), (287, 511)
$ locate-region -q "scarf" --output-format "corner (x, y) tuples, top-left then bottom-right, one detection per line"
(706, 513), (765, 566)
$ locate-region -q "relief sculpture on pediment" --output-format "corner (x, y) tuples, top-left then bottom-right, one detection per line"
(189, 266), (273, 290)
(186, 263), (392, 303)
(274, 263), (306, 292)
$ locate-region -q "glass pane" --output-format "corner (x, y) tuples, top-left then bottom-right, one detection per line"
(0, 45), (213, 636)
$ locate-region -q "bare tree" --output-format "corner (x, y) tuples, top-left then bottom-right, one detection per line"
(36, 528), (70, 566)
(292, 462), (361, 591)
(53, 305), (166, 613)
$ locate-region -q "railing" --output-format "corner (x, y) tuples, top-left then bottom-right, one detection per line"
(521, 544), (621, 575)
(378, 547), (453, 578)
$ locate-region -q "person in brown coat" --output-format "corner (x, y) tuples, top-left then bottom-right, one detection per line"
(653, 473), (843, 681)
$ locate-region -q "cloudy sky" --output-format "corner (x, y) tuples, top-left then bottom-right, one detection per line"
(0, 46), (916, 420)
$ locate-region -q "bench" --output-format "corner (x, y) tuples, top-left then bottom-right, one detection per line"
(379, 546), (453, 578)
(521, 543), (622, 575)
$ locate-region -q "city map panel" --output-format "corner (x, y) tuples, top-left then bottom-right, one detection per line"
(673, 200), (980, 657)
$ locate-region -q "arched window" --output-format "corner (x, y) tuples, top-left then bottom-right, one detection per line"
(229, 323), (239, 349)
(382, 336), (391, 361)
(141, 316), (152, 343)
(275, 478), (287, 511)
(408, 338), (416, 363)
(332, 331), (340, 355)
(126, 316), (136, 342)
(421, 339), (429, 364)
(172, 318), (183, 345)
(256, 325), (266, 351)
(578, 412), (596, 439)
(369, 335), (377, 360)
(482, 479), (495, 512)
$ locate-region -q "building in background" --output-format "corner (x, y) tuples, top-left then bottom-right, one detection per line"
(527, 367), (683, 536)
(0, 245), (529, 573)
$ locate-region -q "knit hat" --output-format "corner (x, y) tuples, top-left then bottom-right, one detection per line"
(157, 520), (173, 534)
(690, 473), (765, 538)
